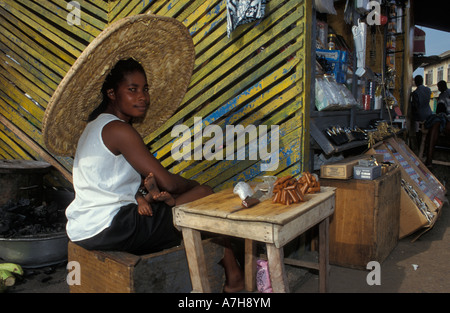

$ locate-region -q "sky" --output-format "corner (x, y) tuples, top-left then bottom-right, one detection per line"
(413, 26), (450, 76)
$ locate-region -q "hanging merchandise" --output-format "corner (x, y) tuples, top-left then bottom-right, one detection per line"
(327, 33), (337, 50)
(226, 0), (266, 38)
(352, 19), (367, 77)
(354, 0), (369, 14)
(314, 0), (337, 15)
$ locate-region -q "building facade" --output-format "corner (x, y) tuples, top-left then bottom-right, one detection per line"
(424, 50), (450, 110)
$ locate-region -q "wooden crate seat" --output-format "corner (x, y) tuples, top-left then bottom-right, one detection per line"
(67, 239), (225, 293)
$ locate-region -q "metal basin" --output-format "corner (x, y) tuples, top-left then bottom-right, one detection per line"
(0, 232), (68, 268)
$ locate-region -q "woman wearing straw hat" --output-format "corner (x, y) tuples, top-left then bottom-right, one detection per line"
(43, 14), (244, 292)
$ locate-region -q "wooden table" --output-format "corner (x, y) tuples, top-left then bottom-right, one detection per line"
(173, 186), (336, 293)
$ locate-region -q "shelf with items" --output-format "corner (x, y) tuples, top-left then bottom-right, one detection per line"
(310, 0), (406, 160)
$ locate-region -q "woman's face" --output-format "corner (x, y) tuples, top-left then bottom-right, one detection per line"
(106, 70), (150, 122)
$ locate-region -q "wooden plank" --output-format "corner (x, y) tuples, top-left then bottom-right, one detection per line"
(191, 0), (301, 86)
(0, 112), (73, 183)
(0, 46), (57, 95)
(0, 128), (32, 160)
(0, 54), (51, 106)
(193, 114), (302, 187)
(230, 187), (335, 226)
(174, 210), (275, 244)
(0, 29), (63, 86)
(178, 0), (215, 24)
(0, 1), (85, 55)
(0, 0), (309, 193)
(266, 243), (289, 292)
(0, 137), (21, 159)
(244, 239), (257, 291)
(0, 123), (42, 160)
(49, 0), (108, 29)
(181, 227), (211, 292)
(175, 186), (335, 227)
(150, 39), (303, 160)
(274, 196), (335, 248)
(165, 85), (301, 180)
(0, 6), (76, 67)
(144, 1), (304, 145)
(197, 106), (303, 188)
(16, 0), (98, 43)
(155, 57), (300, 162)
(319, 217), (330, 293)
(0, 76), (43, 127)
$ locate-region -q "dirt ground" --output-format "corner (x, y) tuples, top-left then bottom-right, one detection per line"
(6, 162), (450, 294)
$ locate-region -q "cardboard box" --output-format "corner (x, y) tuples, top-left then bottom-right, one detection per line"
(399, 188), (430, 238)
(366, 138), (443, 240)
(354, 165), (381, 180)
(320, 154), (383, 179)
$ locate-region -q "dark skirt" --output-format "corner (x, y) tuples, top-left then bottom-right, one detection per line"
(74, 202), (181, 255)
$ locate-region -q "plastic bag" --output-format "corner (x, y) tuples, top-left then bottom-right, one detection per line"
(314, 0), (337, 15)
(256, 260), (272, 293)
(233, 181), (254, 200)
(226, 0), (266, 37)
(315, 77), (334, 111)
(252, 175), (277, 201)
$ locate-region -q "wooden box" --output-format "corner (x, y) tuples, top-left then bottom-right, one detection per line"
(320, 154), (384, 179)
(321, 167), (401, 269)
(67, 239), (225, 293)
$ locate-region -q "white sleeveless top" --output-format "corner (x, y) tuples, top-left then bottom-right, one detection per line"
(66, 113), (141, 241)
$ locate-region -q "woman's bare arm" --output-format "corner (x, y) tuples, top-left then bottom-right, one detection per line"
(102, 120), (199, 194)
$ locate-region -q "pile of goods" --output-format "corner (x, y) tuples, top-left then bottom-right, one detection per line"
(235, 172), (322, 208)
(0, 263), (23, 292)
(272, 172), (321, 205)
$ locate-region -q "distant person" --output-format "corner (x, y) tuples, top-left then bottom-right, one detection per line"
(411, 75), (432, 123)
(436, 80), (450, 115)
(424, 80), (450, 167)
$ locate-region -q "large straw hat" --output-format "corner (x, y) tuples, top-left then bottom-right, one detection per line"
(42, 14), (195, 156)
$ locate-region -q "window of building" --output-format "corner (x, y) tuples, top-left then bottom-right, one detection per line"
(437, 66), (444, 82)
(426, 70), (433, 85)
(448, 64), (450, 82)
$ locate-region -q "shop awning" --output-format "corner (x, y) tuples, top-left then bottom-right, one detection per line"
(413, 0), (450, 33)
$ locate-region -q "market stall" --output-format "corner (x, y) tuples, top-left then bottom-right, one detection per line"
(310, 0), (409, 162)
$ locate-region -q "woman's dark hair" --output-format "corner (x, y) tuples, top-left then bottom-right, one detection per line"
(87, 58), (147, 121)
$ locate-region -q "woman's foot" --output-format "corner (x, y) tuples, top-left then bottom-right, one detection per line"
(144, 173), (160, 201)
(153, 191), (176, 207)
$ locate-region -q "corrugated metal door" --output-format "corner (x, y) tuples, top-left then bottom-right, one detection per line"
(0, 0), (311, 191)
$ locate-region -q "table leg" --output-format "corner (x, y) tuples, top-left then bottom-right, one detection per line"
(244, 239), (256, 291)
(266, 243), (289, 293)
(181, 227), (211, 292)
(318, 217), (330, 293)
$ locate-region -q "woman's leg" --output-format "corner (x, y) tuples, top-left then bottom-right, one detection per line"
(175, 185), (245, 292)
